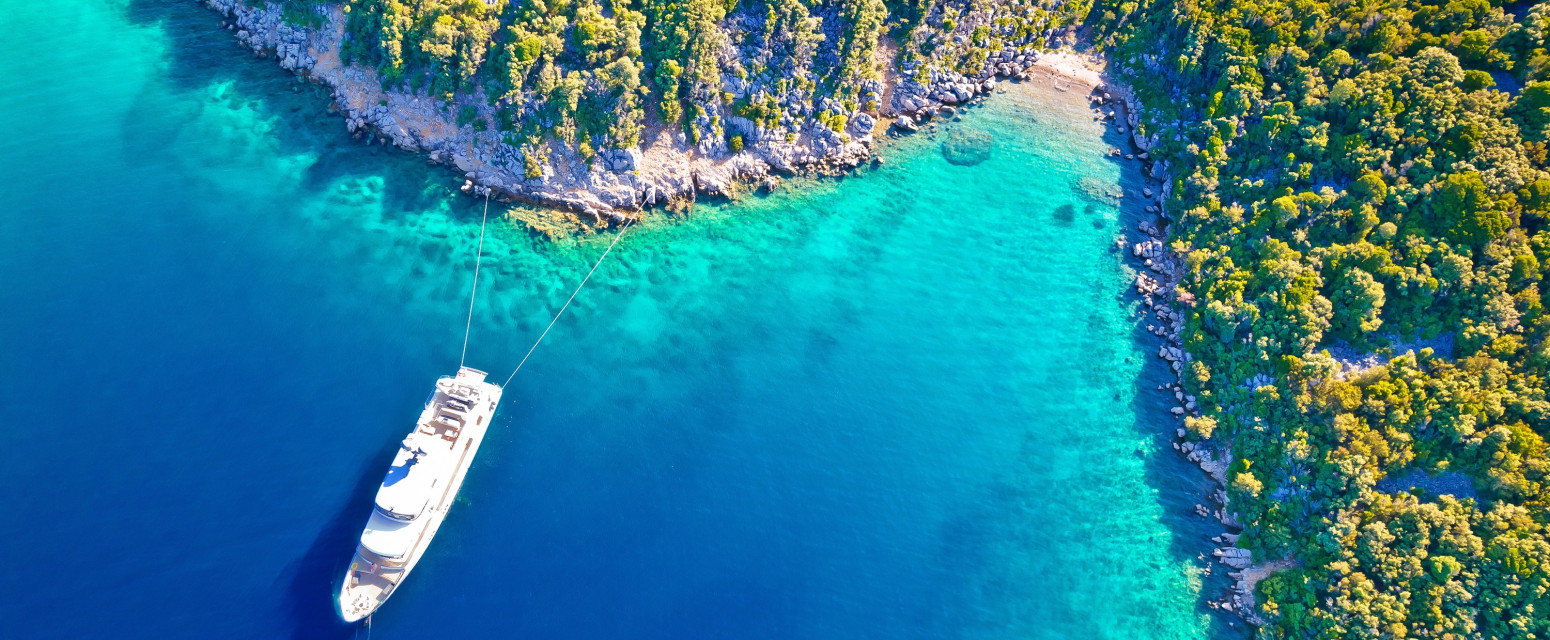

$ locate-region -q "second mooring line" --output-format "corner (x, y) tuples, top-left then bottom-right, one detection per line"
(452, 190), (637, 389)
(458, 192), (491, 369)
(501, 216), (637, 388)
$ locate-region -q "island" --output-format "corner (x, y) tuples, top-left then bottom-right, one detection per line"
(200, 0), (1550, 636)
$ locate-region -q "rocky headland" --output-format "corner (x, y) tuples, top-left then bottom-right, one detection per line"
(200, 0), (1095, 221)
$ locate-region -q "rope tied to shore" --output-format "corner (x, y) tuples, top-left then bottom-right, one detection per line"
(502, 216), (636, 388)
(458, 192), (492, 369)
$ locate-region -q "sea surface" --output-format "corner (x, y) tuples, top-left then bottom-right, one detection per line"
(0, 2), (1232, 639)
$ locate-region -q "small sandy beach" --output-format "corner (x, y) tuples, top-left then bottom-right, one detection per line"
(1023, 50), (1106, 91)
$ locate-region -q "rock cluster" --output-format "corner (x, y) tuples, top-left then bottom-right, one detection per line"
(225, 8), (316, 70)
(1130, 223), (1193, 400)
(1205, 532), (1275, 624)
(888, 48), (1039, 128)
(1213, 544), (1252, 570)
(1097, 83), (1164, 163)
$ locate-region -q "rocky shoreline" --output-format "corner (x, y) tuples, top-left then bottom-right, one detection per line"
(1044, 54), (1276, 629)
(1131, 155), (1271, 629)
(201, 1), (1106, 222)
(202, 0), (876, 219)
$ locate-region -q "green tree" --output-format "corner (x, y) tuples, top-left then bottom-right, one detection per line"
(1434, 172), (1512, 247)
(1514, 81), (1550, 141)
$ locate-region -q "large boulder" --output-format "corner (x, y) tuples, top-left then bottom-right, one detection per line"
(724, 115), (760, 143)
(1215, 547), (1254, 569)
(850, 112), (875, 134)
(602, 148), (642, 173)
(693, 166), (733, 196)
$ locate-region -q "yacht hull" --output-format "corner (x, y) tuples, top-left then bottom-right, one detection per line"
(337, 367), (501, 622)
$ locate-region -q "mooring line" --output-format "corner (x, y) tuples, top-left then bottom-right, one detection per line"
(502, 217), (637, 388)
(459, 192), (491, 369)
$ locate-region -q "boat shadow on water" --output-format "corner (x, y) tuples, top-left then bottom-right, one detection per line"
(274, 440), (401, 639)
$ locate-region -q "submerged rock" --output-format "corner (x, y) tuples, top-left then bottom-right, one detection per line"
(1052, 203), (1077, 224)
(1073, 176), (1123, 202)
(941, 127), (994, 166)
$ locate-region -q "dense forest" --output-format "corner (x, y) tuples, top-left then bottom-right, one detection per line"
(261, 0), (1087, 171)
(252, 0), (1550, 635)
(1088, 0), (1550, 635)
(262, 0), (896, 168)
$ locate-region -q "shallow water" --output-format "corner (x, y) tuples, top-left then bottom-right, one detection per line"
(1, 2), (1232, 639)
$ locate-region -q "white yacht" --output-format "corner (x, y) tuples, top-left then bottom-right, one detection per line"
(337, 367), (502, 622)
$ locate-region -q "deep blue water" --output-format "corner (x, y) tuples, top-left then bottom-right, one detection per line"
(1, 2), (1232, 638)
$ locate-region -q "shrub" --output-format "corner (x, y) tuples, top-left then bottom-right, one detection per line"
(1184, 415), (1217, 440)
(524, 149), (543, 179)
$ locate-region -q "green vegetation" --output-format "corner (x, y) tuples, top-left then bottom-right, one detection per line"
(833, 0), (888, 100)
(341, 0), (647, 154)
(274, 0), (328, 28)
(314, 0), (899, 159)
(641, 0), (727, 131)
(896, 0), (1091, 77)
(1089, 0), (1550, 635)
(341, 0), (502, 97)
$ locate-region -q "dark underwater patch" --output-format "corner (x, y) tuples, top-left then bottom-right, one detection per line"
(941, 127), (994, 166)
(1053, 203), (1077, 225)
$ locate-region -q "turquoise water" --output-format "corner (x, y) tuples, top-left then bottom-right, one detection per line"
(1, 2), (1232, 638)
